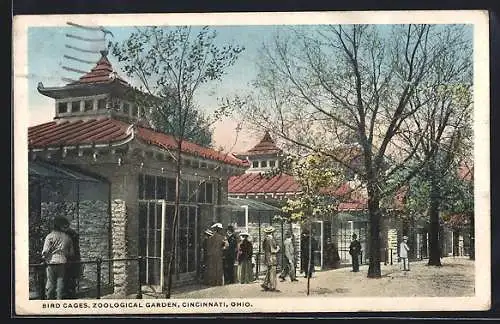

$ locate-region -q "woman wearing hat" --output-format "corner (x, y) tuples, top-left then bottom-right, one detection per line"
(204, 223), (226, 286)
(261, 226), (280, 291)
(237, 232), (253, 284)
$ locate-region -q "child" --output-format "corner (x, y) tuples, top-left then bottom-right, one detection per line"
(399, 236), (410, 271)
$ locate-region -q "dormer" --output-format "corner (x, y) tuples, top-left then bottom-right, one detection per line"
(234, 131), (283, 173)
(37, 50), (145, 125)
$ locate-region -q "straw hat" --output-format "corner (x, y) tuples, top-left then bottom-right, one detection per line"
(239, 232), (250, 237)
(263, 226), (275, 234)
(211, 223), (223, 229)
(403, 235), (408, 240)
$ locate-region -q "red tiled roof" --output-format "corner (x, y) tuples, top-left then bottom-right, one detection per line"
(69, 50), (128, 86)
(228, 173), (300, 194)
(241, 131), (282, 156)
(338, 201), (367, 211)
(229, 172), (408, 212)
(28, 118), (248, 167)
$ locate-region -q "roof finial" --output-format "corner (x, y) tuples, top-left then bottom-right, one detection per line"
(262, 130), (273, 142)
(100, 49), (109, 58)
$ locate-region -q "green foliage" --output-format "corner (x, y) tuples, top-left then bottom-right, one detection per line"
(403, 157), (473, 227)
(280, 153), (344, 224)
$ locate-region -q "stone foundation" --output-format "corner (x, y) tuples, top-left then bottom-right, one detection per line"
(110, 199), (138, 297)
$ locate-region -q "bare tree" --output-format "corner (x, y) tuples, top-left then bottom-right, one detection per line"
(234, 24), (471, 278)
(110, 26), (244, 297)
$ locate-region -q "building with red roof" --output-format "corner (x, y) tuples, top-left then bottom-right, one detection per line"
(228, 132), (377, 268)
(226, 131), (440, 268)
(28, 50), (249, 297)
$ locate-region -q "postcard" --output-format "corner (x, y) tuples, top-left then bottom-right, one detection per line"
(13, 10), (490, 315)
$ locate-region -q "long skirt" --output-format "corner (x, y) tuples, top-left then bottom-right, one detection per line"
(262, 265), (277, 290)
(238, 260), (253, 284)
(204, 258), (223, 286)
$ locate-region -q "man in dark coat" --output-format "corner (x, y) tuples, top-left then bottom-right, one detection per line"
(223, 225), (238, 284)
(349, 234), (362, 272)
(237, 232), (253, 284)
(300, 231), (316, 278)
(61, 219), (81, 299)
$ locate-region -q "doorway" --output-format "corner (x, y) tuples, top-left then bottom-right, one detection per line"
(138, 200), (198, 289)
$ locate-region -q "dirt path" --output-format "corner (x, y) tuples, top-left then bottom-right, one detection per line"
(165, 257), (475, 299)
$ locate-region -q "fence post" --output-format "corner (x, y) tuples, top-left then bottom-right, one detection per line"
(390, 249), (393, 265)
(39, 263), (47, 300)
(360, 251), (363, 265)
(136, 256), (143, 299)
(384, 249), (387, 265)
(96, 257), (102, 299)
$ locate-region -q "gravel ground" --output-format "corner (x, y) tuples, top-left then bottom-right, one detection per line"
(139, 257), (474, 299)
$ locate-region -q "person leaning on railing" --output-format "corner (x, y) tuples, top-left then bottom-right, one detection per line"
(41, 216), (74, 300)
(61, 218), (82, 299)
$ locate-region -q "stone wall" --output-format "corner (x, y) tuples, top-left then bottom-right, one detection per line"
(75, 200), (110, 285)
(110, 199), (133, 296)
(37, 200), (111, 287)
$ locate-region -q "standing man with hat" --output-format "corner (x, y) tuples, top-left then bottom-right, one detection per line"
(279, 231), (298, 282)
(223, 225), (238, 284)
(237, 232), (253, 284)
(41, 216), (74, 300)
(204, 223), (227, 286)
(400, 235), (410, 271)
(261, 226), (280, 291)
(349, 234), (362, 272)
(60, 218), (81, 299)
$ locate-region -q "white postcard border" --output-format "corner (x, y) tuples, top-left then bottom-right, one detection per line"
(13, 10), (491, 315)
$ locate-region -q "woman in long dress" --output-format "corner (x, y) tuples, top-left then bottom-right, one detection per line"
(261, 226), (280, 291)
(204, 223), (227, 286)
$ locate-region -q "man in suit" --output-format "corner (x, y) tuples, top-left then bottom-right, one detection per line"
(349, 234), (362, 272)
(223, 225), (238, 284)
(61, 219), (81, 299)
(279, 232), (298, 282)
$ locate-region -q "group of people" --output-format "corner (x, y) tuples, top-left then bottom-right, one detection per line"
(40, 216), (82, 300)
(200, 223), (318, 292)
(348, 234), (411, 272)
(200, 223), (255, 286)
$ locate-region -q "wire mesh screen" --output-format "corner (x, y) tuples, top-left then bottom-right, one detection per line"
(29, 176), (111, 299)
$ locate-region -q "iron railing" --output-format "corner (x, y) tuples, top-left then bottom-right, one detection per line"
(29, 256), (145, 300)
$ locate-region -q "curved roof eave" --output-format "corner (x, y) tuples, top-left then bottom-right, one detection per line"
(29, 125), (136, 151)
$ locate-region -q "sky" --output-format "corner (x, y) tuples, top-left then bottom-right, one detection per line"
(26, 23), (473, 154)
(27, 25), (284, 153)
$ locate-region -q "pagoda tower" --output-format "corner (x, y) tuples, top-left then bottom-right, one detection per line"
(234, 131), (283, 173)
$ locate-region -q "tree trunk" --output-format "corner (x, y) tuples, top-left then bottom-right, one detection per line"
(164, 142), (182, 298)
(367, 182), (382, 278)
(452, 230), (460, 257)
(427, 176), (442, 266)
(307, 222), (312, 295)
